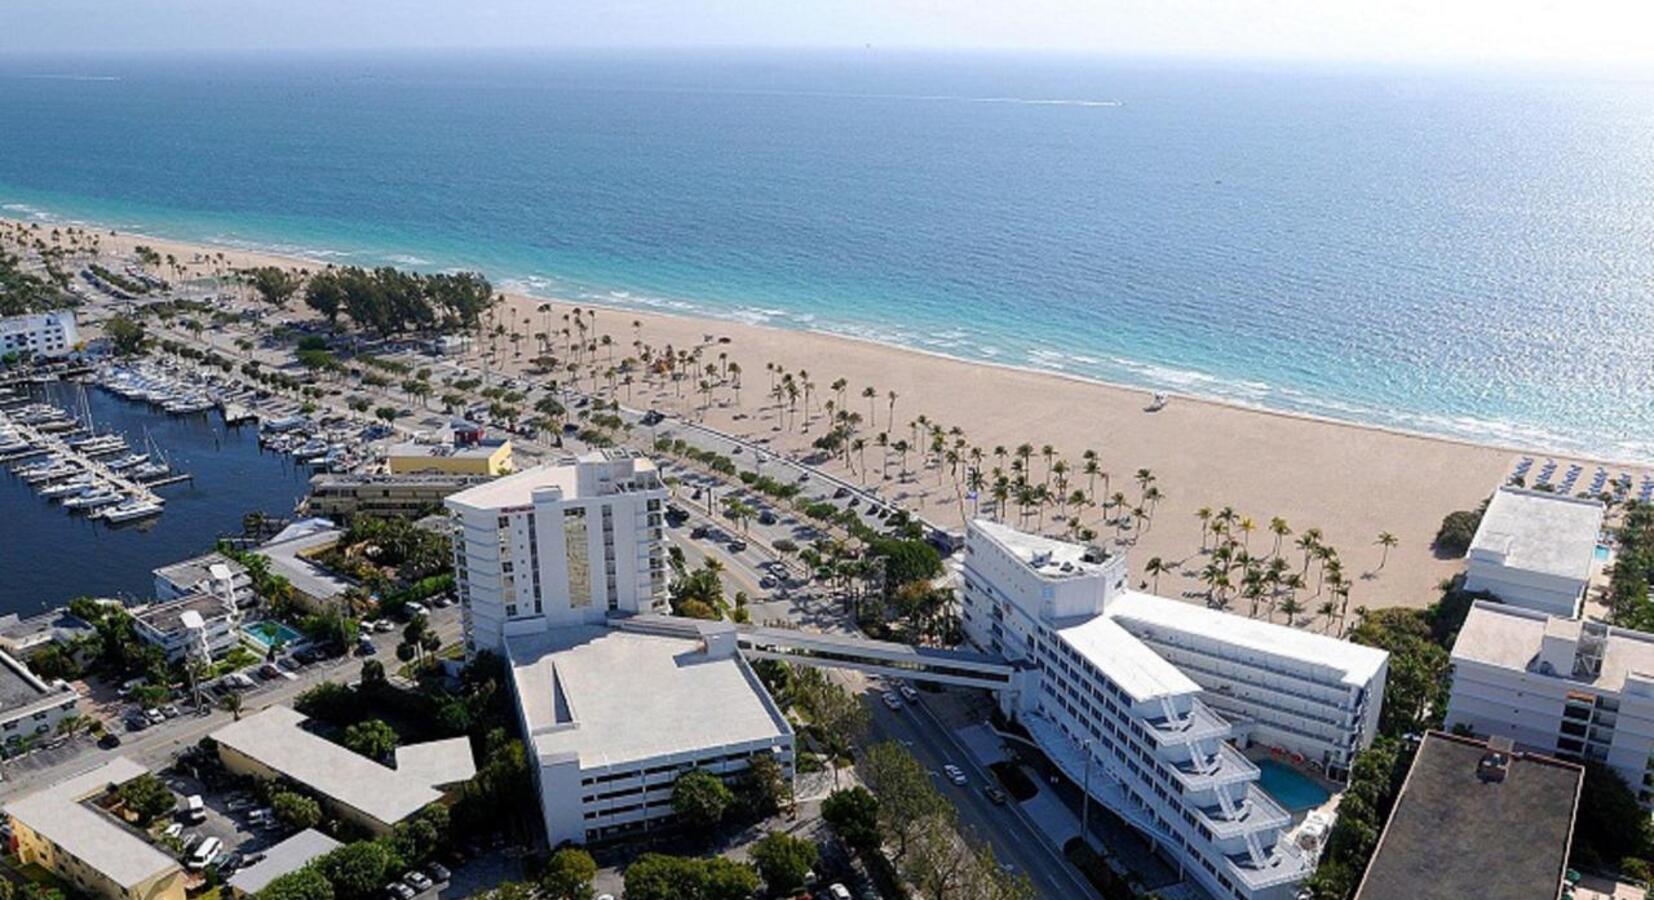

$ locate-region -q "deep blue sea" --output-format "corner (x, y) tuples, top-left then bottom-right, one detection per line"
(3, 51), (1653, 460)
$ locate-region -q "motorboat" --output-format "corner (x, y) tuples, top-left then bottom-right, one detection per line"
(63, 488), (123, 510)
(98, 499), (164, 522)
(39, 476), (92, 498)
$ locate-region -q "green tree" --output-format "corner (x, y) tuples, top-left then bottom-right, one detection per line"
(749, 832), (818, 894)
(821, 786), (881, 850)
(316, 841), (401, 900)
(342, 718), (399, 761)
(539, 847), (598, 900)
(246, 266), (302, 306)
(272, 791), (323, 830)
(735, 752), (792, 818)
(671, 769), (734, 831)
(105, 314), (146, 356)
(1572, 761), (1653, 870)
(117, 773), (176, 826)
(257, 867), (335, 900)
(623, 854), (705, 900)
(859, 741), (949, 859)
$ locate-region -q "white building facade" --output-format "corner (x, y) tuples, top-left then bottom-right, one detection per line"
(1447, 601), (1654, 804)
(960, 520), (1388, 900)
(445, 451), (669, 655)
(0, 649), (81, 749)
(1463, 487), (1604, 619)
(507, 619), (794, 846)
(0, 312), (79, 359)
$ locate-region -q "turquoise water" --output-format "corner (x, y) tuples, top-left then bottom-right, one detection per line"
(242, 620), (305, 650)
(4, 52), (1654, 460)
(1596, 544), (1612, 561)
(1256, 759), (1331, 812)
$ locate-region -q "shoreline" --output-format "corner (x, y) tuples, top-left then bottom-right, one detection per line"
(10, 213), (1642, 613)
(1, 208), (1641, 468)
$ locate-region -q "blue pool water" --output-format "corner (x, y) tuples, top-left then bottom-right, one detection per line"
(1596, 544), (1612, 561)
(4, 52), (1654, 459)
(243, 620), (306, 650)
(1255, 759), (1331, 812)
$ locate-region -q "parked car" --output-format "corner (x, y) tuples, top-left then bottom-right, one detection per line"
(357, 635), (378, 655)
(98, 732), (122, 749)
(145, 707), (166, 725)
(728, 539), (747, 552)
(187, 837), (223, 870)
(757, 510), (777, 525)
(181, 794), (207, 824)
(759, 576), (776, 590)
(374, 619), (396, 633)
(425, 863), (451, 884)
(827, 885), (853, 900)
(403, 871), (434, 892)
(832, 487), (850, 499)
(385, 883), (416, 900)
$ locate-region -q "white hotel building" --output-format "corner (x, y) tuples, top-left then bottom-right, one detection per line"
(447, 454), (792, 846)
(0, 312), (79, 359)
(1463, 486), (1604, 619)
(961, 520), (1388, 900)
(1447, 601), (1654, 804)
(445, 450), (669, 654)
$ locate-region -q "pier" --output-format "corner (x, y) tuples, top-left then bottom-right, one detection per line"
(2, 415), (163, 507)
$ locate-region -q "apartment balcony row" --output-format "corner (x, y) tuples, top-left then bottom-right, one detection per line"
(1191, 783), (1292, 840)
(1202, 693), (1353, 747)
(1142, 697), (1233, 747)
(1154, 647), (1356, 714)
(1167, 740), (1260, 791)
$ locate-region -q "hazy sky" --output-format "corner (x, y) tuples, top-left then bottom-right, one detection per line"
(6, 0), (1654, 66)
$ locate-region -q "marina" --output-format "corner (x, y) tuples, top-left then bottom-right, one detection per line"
(0, 380), (315, 613)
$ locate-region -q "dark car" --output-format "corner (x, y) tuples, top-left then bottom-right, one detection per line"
(425, 863), (452, 884)
(757, 510), (777, 525)
(690, 525), (709, 539)
(728, 540), (747, 552)
(98, 733), (123, 749)
(833, 486), (850, 499)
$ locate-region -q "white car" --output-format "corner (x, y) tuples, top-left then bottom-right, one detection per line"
(943, 764), (967, 786)
(898, 683), (919, 702)
(881, 692), (903, 711)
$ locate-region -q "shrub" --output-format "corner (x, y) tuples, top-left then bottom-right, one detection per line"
(749, 832), (817, 893)
(1434, 508), (1483, 557)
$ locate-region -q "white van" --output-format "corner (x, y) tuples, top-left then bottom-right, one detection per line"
(182, 795), (206, 824)
(188, 836), (222, 869)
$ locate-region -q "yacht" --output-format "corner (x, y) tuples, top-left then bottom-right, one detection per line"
(64, 488), (123, 510)
(39, 476), (92, 499)
(105, 453), (150, 471)
(21, 463), (79, 484)
(98, 499), (164, 523)
(129, 461), (170, 480)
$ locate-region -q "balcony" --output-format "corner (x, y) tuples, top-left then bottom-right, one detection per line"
(1168, 742), (1259, 790)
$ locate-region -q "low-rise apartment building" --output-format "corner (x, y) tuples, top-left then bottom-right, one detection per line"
(507, 618), (794, 846)
(445, 451), (668, 654)
(5, 757), (186, 900)
(306, 472), (488, 520)
(0, 311), (79, 359)
(130, 592), (240, 662)
(960, 519), (1388, 900)
(1463, 486), (1604, 619)
(152, 553), (253, 608)
(211, 705), (475, 835)
(1446, 600), (1654, 803)
(0, 647), (81, 749)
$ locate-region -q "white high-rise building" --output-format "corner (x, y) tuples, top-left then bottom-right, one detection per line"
(960, 519), (1388, 900)
(445, 451), (668, 654)
(0, 312), (78, 359)
(1446, 600), (1654, 804)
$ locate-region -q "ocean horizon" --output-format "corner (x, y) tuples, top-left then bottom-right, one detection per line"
(5, 50), (1653, 461)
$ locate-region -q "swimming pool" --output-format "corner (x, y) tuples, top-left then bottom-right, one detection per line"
(1595, 543), (1612, 561)
(1255, 759), (1331, 812)
(242, 620), (305, 650)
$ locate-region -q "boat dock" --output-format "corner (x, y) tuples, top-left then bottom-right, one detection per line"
(4, 416), (163, 504)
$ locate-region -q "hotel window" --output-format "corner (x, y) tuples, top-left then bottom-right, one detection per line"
(564, 508), (592, 608)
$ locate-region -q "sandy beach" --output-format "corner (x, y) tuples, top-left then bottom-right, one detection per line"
(12, 219), (1554, 616)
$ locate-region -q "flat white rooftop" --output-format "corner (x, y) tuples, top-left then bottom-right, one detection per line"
(1470, 487), (1604, 581)
(4, 757), (179, 889)
(1453, 601), (1654, 693)
(1106, 590), (1389, 688)
(211, 706), (474, 826)
(507, 625), (790, 771)
(1055, 613), (1201, 703)
(973, 518), (1114, 579)
(447, 450), (659, 511)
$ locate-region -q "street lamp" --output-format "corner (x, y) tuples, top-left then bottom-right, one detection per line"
(1081, 738), (1094, 851)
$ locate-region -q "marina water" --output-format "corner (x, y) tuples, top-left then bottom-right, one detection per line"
(0, 383), (312, 615)
(3, 52), (1654, 459)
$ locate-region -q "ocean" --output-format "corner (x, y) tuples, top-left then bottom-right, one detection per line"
(2, 51), (1653, 460)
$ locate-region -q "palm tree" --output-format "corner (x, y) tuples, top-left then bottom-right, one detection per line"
(886, 390), (898, 431)
(1269, 517), (1292, 558)
(1279, 596), (1305, 627)
(1375, 531), (1398, 569)
(1134, 468), (1155, 506)
(1196, 507), (1213, 549)
(1144, 556), (1168, 593)
(1317, 600), (1338, 633)
(1238, 517), (1256, 552)
(220, 691), (245, 721)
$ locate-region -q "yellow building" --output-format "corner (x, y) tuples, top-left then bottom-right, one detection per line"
(385, 440), (513, 476)
(5, 758), (187, 900)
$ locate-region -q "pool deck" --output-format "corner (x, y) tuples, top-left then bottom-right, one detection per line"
(1244, 748), (1344, 828)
